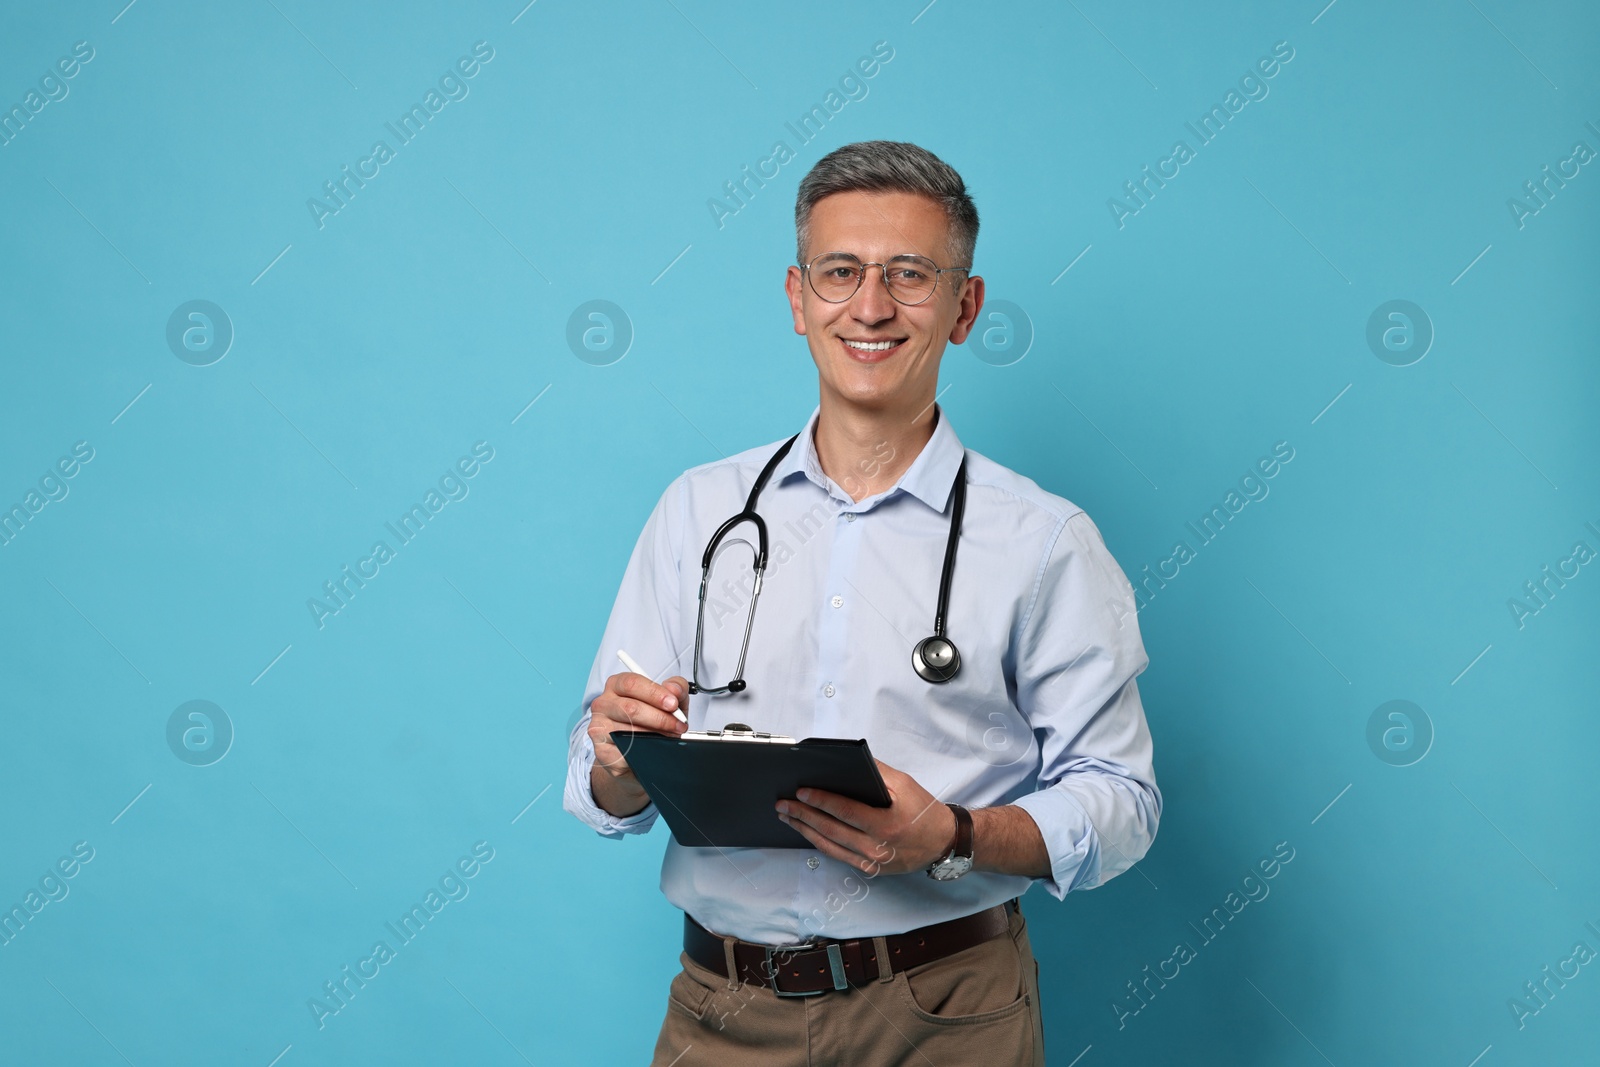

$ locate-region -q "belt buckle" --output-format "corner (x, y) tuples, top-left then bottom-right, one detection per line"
(763, 942), (847, 997)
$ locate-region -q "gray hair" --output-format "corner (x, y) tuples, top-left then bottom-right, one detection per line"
(794, 141), (978, 270)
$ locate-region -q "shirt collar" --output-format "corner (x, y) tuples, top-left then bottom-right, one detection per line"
(772, 402), (966, 513)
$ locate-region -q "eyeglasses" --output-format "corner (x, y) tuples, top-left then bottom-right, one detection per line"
(801, 251), (971, 306)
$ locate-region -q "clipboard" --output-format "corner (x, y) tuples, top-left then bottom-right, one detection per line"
(608, 724), (891, 848)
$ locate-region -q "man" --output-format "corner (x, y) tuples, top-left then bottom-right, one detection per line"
(564, 141), (1159, 1066)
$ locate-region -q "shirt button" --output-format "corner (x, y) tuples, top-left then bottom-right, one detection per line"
(830, 595), (843, 608)
(823, 684), (836, 698)
(806, 856), (820, 870)
(845, 513), (856, 522)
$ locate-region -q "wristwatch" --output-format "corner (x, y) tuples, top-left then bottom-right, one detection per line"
(925, 803), (974, 881)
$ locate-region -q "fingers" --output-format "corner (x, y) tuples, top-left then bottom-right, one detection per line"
(658, 675), (691, 724)
(662, 675), (691, 709)
(793, 787), (871, 830)
(777, 798), (883, 859)
(588, 712), (659, 777)
(780, 808), (896, 875)
(873, 759), (910, 795)
(596, 696), (684, 736)
(782, 816), (863, 868)
(590, 730), (634, 775)
(588, 668), (689, 776)
(610, 669), (684, 714)
(594, 671), (687, 737)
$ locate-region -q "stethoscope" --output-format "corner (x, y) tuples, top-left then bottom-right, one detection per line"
(687, 431), (967, 696)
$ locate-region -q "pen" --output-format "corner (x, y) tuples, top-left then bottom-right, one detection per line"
(617, 649), (688, 724)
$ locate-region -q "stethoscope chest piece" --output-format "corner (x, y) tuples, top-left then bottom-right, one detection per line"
(912, 635), (961, 684)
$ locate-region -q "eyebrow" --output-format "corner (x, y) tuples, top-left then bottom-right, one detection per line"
(820, 251), (933, 261)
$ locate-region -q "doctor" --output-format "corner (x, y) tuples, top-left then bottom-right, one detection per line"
(564, 140), (1160, 1066)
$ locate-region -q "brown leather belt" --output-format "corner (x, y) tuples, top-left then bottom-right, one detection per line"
(684, 900), (1016, 996)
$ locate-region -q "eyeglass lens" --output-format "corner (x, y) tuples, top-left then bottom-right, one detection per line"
(808, 253), (941, 304)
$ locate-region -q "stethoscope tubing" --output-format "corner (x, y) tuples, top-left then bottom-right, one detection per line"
(689, 431), (966, 694)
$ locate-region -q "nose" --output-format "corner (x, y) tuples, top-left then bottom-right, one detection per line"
(851, 263), (897, 323)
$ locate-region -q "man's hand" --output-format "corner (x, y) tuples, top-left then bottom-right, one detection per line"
(587, 671), (689, 818)
(775, 759), (958, 876)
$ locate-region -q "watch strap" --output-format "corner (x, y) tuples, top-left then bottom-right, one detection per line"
(948, 803), (973, 860)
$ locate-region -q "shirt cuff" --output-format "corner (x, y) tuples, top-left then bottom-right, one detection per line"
(563, 716), (660, 837)
(1009, 785), (1101, 900)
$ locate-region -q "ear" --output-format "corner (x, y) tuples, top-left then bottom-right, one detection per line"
(946, 274), (985, 346)
(785, 266), (807, 335)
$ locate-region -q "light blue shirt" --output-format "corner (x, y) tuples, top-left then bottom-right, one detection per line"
(564, 404), (1160, 945)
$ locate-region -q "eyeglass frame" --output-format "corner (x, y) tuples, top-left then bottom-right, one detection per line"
(799, 250), (973, 306)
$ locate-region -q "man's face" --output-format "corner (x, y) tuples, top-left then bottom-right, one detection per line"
(785, 190), (983, 414)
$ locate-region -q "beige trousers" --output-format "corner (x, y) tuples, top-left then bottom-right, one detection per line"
(649, 903), (1047, 1066)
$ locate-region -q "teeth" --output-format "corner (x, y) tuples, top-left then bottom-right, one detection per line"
(844, 339), (898, 351)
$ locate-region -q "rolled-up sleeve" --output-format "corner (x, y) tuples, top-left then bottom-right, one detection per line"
(1008, 510), (1161, 899)
(562, 475), (688, 838)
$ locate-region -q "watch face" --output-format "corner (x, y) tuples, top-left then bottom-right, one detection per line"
(931, 855), (973, 881)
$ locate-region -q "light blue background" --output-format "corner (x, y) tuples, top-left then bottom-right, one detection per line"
(2, 1), (1597, 1064)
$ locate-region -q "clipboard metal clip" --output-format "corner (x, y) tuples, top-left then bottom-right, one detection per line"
(681, 722), (799, 745)
(764, 942), (848, 996)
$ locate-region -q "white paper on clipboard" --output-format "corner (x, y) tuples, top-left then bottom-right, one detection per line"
(680, 722), (797, 744)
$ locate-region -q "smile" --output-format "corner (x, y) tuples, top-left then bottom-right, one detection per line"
(842, 338), (905, 353)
